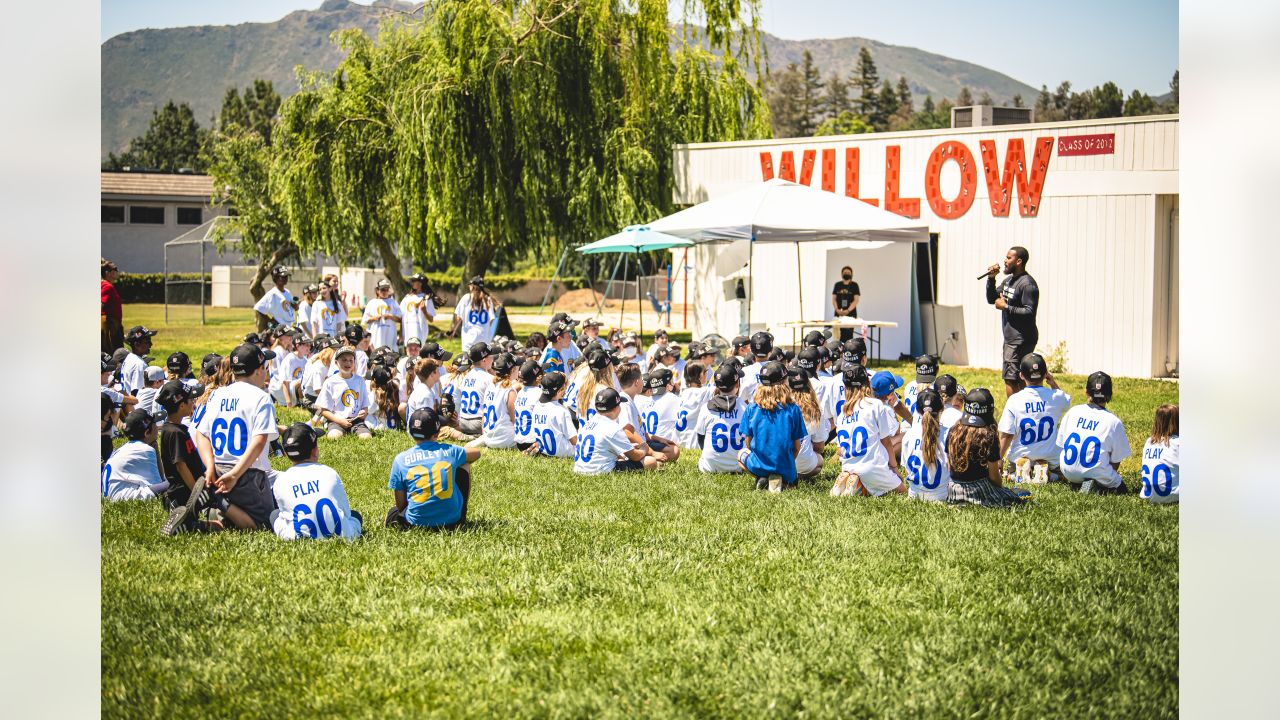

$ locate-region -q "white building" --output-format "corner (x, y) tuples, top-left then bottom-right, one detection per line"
(670, 115), (1179, 379)
(101, 172), (236, 273)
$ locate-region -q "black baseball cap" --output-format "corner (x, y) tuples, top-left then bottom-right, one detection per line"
(933, 374), (959, 398)
(594, 387), (626, 412)
(689, 342), (716, 359)
(653, 328), (669, 340)
(1086, 371), (1113, 402)
(281, 422), (319, 460)
(1020, 353), (1048, 382)
(201, 353), (222, 377)
(731, 335), (750, 351)
(270, 265), (291, 278)
(420, 342), (453, 362)
(551, 312), (579, 328)
(749, 331), (774, 357)
(370, 366), (393, 386)
(916, 388), (944, 415)
(713, 363), (743, 391)
(646, 367), (674, 391)
(786, 364), (810, 391)
(101, 352), (118, 373)
(229, 343), (275, 375)
(166, 351), (191, 376)
(519, 359), (543, 386)
(539, 371), (567, 403)
(842, 338), (866, 363)
(758, 360), (787, 387)
(343, 325), (368, 344)
(243, 332), (264, 346)
(492, 352), (517, 375)
(794, 347), (819, 376)
(155, 379), (194, 413)
(585, 347), (611, 370)
(122, 409), (155, 440)
(125, 326), (157, 344)
(547, 321), (571, 339)
(915, 354), (940, 383)
(583, 318), (602, 328)
(842, 363), (870, 389)
(408, 272), (428, 284)
(375, 278), (392, 290)
(468, 342), (492, 362)
(468, 275), (486, 288)
(653, 346), (678, 362)
(408, 407), (443, 440)
(803, 330), (826, 347)
(960, 388), (996, 427)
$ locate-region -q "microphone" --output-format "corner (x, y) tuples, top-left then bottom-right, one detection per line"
(977, 266), (998, 280)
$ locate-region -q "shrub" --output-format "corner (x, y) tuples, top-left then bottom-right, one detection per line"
(115, 273), (211, 304)
(1043, 339), (1070, 374)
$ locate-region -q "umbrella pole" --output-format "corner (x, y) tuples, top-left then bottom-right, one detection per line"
(795, 241), (804, 328)
(637, 254), (644, 343)
(618, 255), (626, 330)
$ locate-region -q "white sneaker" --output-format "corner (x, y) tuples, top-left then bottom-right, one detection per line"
(767, 475), (783, 493)
(1031, 461), (1049, 485)
(841, 473), (861, 497)
(1014, 458), (1031, 484)
(830, 473), (848, 497)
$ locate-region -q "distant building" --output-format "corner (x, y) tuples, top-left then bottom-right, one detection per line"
(100, 171), (235, 272)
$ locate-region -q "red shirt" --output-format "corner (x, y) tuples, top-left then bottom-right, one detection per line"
(101, 279), (122, 320)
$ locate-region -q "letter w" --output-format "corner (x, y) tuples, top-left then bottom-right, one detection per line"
(979, 138), (1053, 217)
(759, 150), (816, 184)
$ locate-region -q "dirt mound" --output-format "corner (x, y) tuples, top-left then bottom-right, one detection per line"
(551, 288), (619, 313)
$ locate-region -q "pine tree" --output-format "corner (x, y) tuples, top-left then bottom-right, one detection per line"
(104, 100), (206, 172)
(1012, 93), (1024, 108)
(874, 79), (898, 130)
(797, 51), (824, 136)
(978, 90), (993, 106)
(1053, 81), (1072, 112)
(896, 76), (913, 114)
(1066, 88), (1097, 120)
(1035, 85), (1054, 120)
(1169, 70), (1179, 109)
(1123, 89), (1156, 116)
(767, 63), (806, 138)
(814, 111), (873, 137)
(1094, 81), (1123, 118)
(822, 73), (851, 120)
(850, 47), (879, 120)
(956, 86), (974, 106)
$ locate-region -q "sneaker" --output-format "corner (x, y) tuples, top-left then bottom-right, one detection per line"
(1014, 458), (1031, 484)
(1031, 461), (1049, 485)
(841, 473), (861, 497)
(830, 472), (848, 497)
(202, 506), (225, 531)
(755, 476), (768, 491)
(767, 475), (783, 493)
(160, 476), (207, 537)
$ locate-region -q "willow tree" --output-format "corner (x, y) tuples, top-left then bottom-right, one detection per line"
(272, 0), (770, 292)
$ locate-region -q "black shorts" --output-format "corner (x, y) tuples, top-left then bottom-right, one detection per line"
(615, 459), (645, 472)
(647, 438), (668, 452)
(457, 416), (483, 436)
(217, 465), (276, 529)
(516, 441), (536, 452)
(1002, 340), (1037, 382)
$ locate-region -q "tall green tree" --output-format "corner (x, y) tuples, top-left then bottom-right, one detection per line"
(874, 79), (898, 130)
(896, 76), (913, 114)
(1053, 81), (1072, 112)
(814, 111), (873, 136)
(767, 63), (806, 138)
(977, 90), (994, 106)
(956, 86), (974, 106)
(821, 73), (851, 120)
(104, 100), (207, 172)
(849, 47), (879, 119)
(1123, 89), (1157, 116)
(219, 80), (282, 144)
(1035, 85), (1055, 121)
(271, 0), (769, 291)
(1168, 70), (1179, 110)
(797, 50), (824, 136)
(1012, 93), (1024, 108)
(1094, 81), (1123, 118)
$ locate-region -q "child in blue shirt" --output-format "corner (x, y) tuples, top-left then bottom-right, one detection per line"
(385, 407), (482, 531)
(539, 321), (573, 373)
(737, 361), (808, 493)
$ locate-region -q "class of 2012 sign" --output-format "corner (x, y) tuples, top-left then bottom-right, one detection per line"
(759, 137), (1056, 220)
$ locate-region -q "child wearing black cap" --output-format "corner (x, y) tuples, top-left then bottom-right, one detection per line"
(738, 361), (808, 492)
(156, 381), (218, 535)
(573, 389), (656, 474)
(102, 410), (170, 502)
(528, 371), (578, 458)
(366, 367), (402, 432)
(387, 408), (482, 530)
(572, 348), (620, 424)
(450, 342), (496, 438)
(903, 354), (941, 420)
(541, 321), (574, 374)
(946, 388), (1029, 507)
(121, 325), (158, 396)
(513, 360), (544, 451)
(831, 365), (904, 497)
(1057, 371), (1132, 494)
(996, 352), (1071, 484)
(900, 389), (951, 502)
(362, 279), (403, 351)
(696, 363), (747, 473)
(932, 374), (966, 441)
(271, 423), (363, 539)
(737, 332), (775, 404)
(317, 346), (373, 439)
(634, 367), (681, 462)
(678, 363), (711, 449)
(786, 364), (829, 481)
(471, 353), (520, 449)
(343, 325), (372, 377)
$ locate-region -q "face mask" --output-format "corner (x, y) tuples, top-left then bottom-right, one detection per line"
(623, 346), (637, 358)
(842, 274), (852, 281)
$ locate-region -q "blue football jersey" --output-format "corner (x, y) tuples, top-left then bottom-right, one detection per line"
(388, 441), (469, 527)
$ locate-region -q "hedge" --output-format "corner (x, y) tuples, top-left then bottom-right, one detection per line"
(115, 273), (211, 304)
(422, 270), (587, 292)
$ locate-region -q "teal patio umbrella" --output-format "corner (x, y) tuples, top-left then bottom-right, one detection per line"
(576, 225), (693, 340)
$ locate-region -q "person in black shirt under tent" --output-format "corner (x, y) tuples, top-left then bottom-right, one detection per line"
(830, 266), (861, 342)
(985, 245), (1040, 399)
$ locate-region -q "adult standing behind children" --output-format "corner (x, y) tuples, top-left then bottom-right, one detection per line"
(400, 273), (437, 347)
(451, 276), (501, 352)
(985, 246), (1040, 398)
(253, 265), (298, 330)
(831, 265), (861, 341)
(101, 258), (124, 353)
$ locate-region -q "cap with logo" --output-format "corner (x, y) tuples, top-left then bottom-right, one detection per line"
(539, 371), (567, 402)
(842, 363), (870, 389)
(803, 330), (827, 347)
(492, 352), (517, 375)
(468, 342), (493, 362)
(420, 341), (453, 362)
(468, 275), (486, 288)
(375, 278), (392, 290)
(653, 346), (678, 362)
(870, 371), (905, 397)
(519, 359), (544, 386)
(276, 325), (297, 336)
(229, 343), (275, 374)
(281, 422), (320, 460)
(125, 326), (158, 344)
(201, 353), (222, 377)
(1086, 371), (1113, 402)
(101, 352), (118, 373)
(166, 351), (191, 375)
(758, 360), (787, 387)
(270, 265), (291, 278)
(960, 388), (997, 427)
(334, 345), (356, 360)
(585, 347), (611, 370)
(646, 367), (674, 391)
(550, 312), (579, 328)
(408, 272), (428, 284)
(749, 331), (774, 357)
(594, 387), (626, 413)
(370, 367), (393, 386)
(304, 283), (319, 294)
(713, 363), (744, 391)
(731, 335), (750, 351)
(582, 318), (603, 328)
(122, 409), (155, 440)
(156, 379), (195, 413)
(915, 354), (940, 383)
(408, 407), (443, 440)
(243, 332), (264, 346)
(405, 336), (422, 347)
(343, 325), (369, 344)
(1020, 353), (1048, 382)
(841, 338), (867, 363)
(690, 342), (716, 359)
(932, 374), (959, 398)
(794, 347), (819, 376)
(786, 364), (811, 391)
(547, 321), (571, 339)
(916, 388), (944, 415)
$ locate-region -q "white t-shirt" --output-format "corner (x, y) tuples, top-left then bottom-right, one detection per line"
(901, 422), (951, 502)
(695, 396), (746, 473)
(453, 367), (494, 420)
(315, 300), (343, 337)
(253, 286), (296, 327)
(677, 386), (712, 449)
(297, 300), (314, 335)
(738, 362), (764, 404)
(573, 413), (634, 475)
(102, 441), (163, 501)
(620, 393), (643, 435)
(1057, 404), (1132, 488)
(120, 352), (148, 396)
(355, 349), (369, 378)
(480, 383), (517, 448)
(195, 381), (279, 472)
(531, 400), (577, 458)
(513, 386), (542, 445)
(998, 385), (1073, 463)
(362, 296), (402, 350)
(563, 364), (591, 416)
(273, 351), (307, 388)
(795, 411), (831, 476)
(317, 374), (371, 421)
(825, 382), (849, 422)
(303, 358), (329, 396)
(940, 406), (962, 445)
(636, 391), (681, 442)
(271, 462), (362, 540)
(453, 294), (497, 352)
(407, 382), (439, 416)
(834, 397), (898, 474)
(399, 292), (436, 346)
(1140, 436), (1180, 503)
(136, 386), (159, 418)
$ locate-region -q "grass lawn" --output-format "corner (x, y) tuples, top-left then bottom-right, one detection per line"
(103, 304), (1179, 718)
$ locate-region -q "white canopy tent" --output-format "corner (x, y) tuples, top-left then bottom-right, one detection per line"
(647, 179), (931, 349)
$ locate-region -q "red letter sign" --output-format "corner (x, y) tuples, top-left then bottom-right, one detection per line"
(979, 138), (1053, 217)
(843, 147), (879, 207)
(924, 141), (977, 219)
(882, 145), (920, 218)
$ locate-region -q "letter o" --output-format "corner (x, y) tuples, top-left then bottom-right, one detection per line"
(924, 141), (978, 219)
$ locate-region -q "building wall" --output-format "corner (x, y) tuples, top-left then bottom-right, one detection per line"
(100, 197), (232, 273)
(671, 116), (1179, 378)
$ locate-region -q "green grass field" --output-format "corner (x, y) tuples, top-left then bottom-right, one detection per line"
(103, 304), (1179, 718)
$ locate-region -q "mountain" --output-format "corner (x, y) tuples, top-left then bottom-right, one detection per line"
(103, 2), (1039, 157)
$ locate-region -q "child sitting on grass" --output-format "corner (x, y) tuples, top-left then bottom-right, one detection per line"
(102, 410), (170, 502)
(527, 371), (578, 458)
(317, 346), (372, 439)
(830, 366), (904, 498)
(677, 363), (711, 450)
(1140, 404), (1179, 504)
(738, 361), (808, 493)
(947, 389), (1029, 507)
(272, 423), (363, 540)
(696, 363), (746, 474)
(1058, 371), (1132, 494)
(573, 388), (656, 474)
(787, 364), (829, 482)
(901, 389), (950, 502)
(156, 381), (219, 535)
(386, 408), (482, 531)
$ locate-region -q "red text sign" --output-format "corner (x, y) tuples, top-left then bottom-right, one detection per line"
(1057, 133), (1114, 156)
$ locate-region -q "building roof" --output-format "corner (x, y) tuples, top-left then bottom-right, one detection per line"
(101, 172), (214, 199)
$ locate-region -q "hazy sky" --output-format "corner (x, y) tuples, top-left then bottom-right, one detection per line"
(102, 0), (1179, 94)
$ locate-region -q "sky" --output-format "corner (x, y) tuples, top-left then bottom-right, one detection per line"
(102, 0), (1179, 94)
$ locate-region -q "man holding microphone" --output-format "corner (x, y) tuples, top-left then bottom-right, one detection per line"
(984, 246), (1039, 399)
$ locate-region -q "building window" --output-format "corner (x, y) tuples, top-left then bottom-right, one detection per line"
(102, 205), (125, 224)
(129, 206), (165, 225)
(177, 207), (203, 225)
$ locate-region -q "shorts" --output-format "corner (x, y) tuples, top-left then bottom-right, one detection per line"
(457, 416), (483, 436)
(852, 465), (903, 496)
(327, 418), (371, 436)
(1002, 340), (1037, 382)
(515, 441), (536, 452)
(300, 393), (318, 410)
(615, 459), (645, 472)
(647, 438), (668, 452)
(216, 464), (276, 529)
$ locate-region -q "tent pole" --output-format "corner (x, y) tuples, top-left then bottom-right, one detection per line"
(747, 238), (754, 330)
(617, 255), (626, 329)
(795, 241), (804, 328)
(538, 246), (570, 315)
(638, 254), (644, 343)
(681, 248), (689, 329)
(926, 235), (940, 356)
